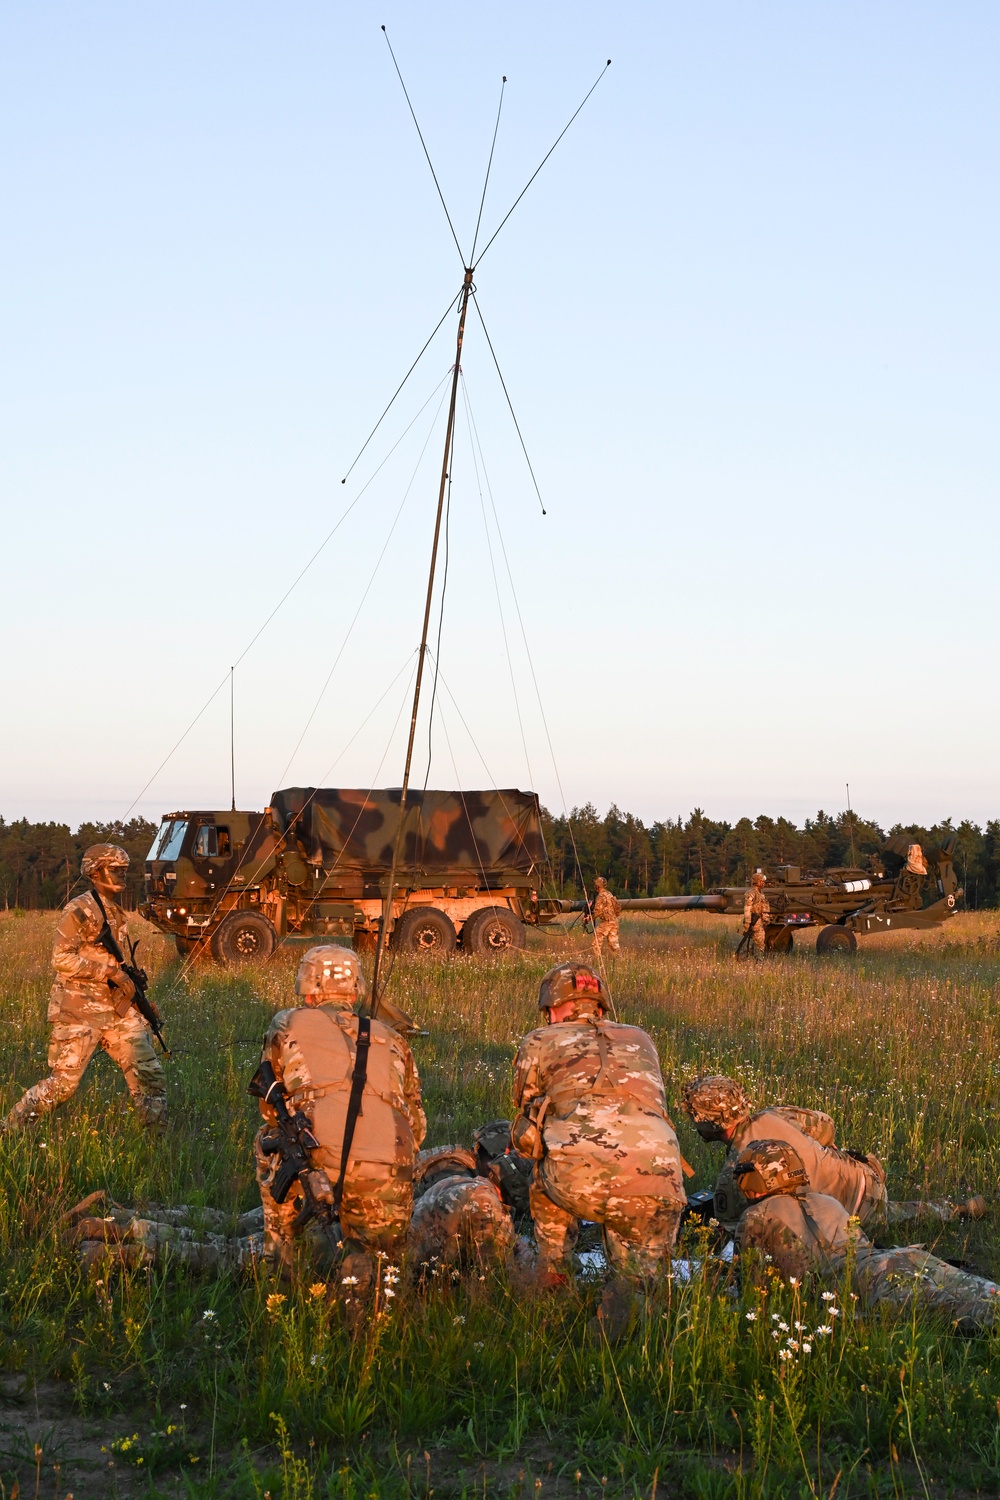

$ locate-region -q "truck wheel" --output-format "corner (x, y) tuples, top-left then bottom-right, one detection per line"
(815, 925), (858, 956)
(210, 910), (278, 964)
(392, 908), (457, 956)
(462, 906), (526, 954)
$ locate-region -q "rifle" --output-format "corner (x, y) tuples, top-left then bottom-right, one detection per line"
(90, 889), (170, 1056)
(247, 1059), (341, 1247)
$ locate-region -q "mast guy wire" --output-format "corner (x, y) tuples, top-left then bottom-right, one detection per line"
(382, 26), (466, 266)
(475, 59), (611, 267)
(469, 76), (507, 266)
(472, 292), (546, 515)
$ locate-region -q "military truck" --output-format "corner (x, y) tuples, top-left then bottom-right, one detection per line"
(141, 786), (548, 962)
(557, 836), (962, 954)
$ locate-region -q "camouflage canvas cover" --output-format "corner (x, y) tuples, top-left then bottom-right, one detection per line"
(270, 787), (547, 883)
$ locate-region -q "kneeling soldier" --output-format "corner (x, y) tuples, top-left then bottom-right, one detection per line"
(4, 845), (166, 1131)
(735, 1139), (1000, 1335)
(409, 1146), (515, 1272)
(681, 1075), (984, 1234)
(512, 962), (686, 1281)
(254, 945), (425, 1288)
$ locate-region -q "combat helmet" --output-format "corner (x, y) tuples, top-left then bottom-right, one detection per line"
(81, 843), (129, 878)
(295, 944), (365, 1001)
(413, 1145), (478, 1200)
(537, 962), (608, 1016)
(680, 1075), (753, 1141)
(733, 1138), (809, 1199)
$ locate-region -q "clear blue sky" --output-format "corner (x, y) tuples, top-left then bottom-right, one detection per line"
(2, 2), (997, 833)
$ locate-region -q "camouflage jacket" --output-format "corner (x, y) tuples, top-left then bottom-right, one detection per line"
(736, 1189), (863, 1283)
(742, 888), (770, 929)
(409, 1170), (513, 1266)
(512, 1018), (684, 1198)
(592, 889), (620, 923)
(260, 1004), (426, 1169)
(49, 890), (126, 1022)
(714, 1108), (871, 1228)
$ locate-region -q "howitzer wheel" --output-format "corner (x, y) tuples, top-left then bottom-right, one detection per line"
(210, 910), (278, 964)
(392, 908), (457, 956)
(462, 905), (526, 955)
(815, 924), (858, 956)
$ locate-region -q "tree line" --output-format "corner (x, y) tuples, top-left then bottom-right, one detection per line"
(2, 805), (999, 911)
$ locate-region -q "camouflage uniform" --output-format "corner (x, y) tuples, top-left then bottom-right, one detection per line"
(736, 1152), (1000, 1335)
(409, 1146), (514, 1270)
(591, 879), (621, 958)
(472, 1119), (534, 1224)
(4, 850), (166, 1130)
(255, 946), (426, 1279)
(513, 963), (685, 1279)
(742, 877), (770, 956)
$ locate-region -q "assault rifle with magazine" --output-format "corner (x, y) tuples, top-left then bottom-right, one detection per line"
(90, 888), (170, 1056)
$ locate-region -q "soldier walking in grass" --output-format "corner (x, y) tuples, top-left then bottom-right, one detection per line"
(681, 1075), (986, 1234)
(511, 963), (686, 1285)
(741, 869), (770, 957)
(3, 844), (167, 1131)
(734, 1139), (1000, 1334)
(254, 945), (425, 1294)
(590, 876), (621, 958)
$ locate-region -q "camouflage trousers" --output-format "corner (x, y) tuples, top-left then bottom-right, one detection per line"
(530, 1169), (684, 1280)
(855, 1246), (1000, 1334)
(254, 1127), (412, 1276)
(4, 1010), (167, 1130)
(409, 1176), (514, 1270)
(593, 920), (620, 958)
(744, 922), (766, 956)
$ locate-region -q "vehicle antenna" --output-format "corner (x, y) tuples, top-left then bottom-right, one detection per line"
(370, 267), (475, 1016)
(230, 667), (236, 813)
(846, 781), (856, 868)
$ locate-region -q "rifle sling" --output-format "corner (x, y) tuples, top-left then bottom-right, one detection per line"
(89, 887), (125, 964)
(331, 1015), (372, 1215)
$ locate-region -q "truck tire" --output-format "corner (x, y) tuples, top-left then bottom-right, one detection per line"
(815, 924), (858, 956)
(392, 908), (457, 956)
(210, 910), (278, 964)
(462, 905), (526, 955)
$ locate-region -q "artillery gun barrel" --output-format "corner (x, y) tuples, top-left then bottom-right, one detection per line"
(553, 895), (729, 914)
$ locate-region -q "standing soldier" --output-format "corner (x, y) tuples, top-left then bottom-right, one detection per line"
(590, 876), (621, 959)
(3, 845), (167, 1131)
(511, 962), (686, 1283)
(741, 870), (769, 957)
(254, 945), (425, 1292)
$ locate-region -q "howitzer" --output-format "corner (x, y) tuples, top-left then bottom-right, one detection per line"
(247, 1059), (341, 1245)
(550, 836), (963, 955)
(90, 889), (170, 1055)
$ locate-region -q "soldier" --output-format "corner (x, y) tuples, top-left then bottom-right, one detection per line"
(734, 1139), (1000, 1334)
(741, 870), (769, 957)
(511, 962), (686, 1282)
(681, 1075), (985, 1234)
(254, 944), (425, 1291)
(3, 845), (167, 1131)
(472, 1119), (534, 1225)
(590, 877), (621, 958)
(409, 1146), (515, 1271)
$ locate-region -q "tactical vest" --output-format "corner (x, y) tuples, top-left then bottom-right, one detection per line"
(283, 1006), (415, 1169)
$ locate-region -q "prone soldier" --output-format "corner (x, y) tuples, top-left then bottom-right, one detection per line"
(741, 870), (769, 957)
(681, 1075), (985, 1234)
(512, 962), (686, 1282)
(3, 845), (167, 1131)
(409, 1146), (515, 1271)
(590, 877), (621, 958)
(734, 1139), (1000, 1334)
(254, 945), (425, 1291)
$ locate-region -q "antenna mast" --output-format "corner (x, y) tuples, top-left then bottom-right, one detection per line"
(846, 782), (856, 868)
(230, 667), (236, 812)
(370, 268), (474, 1012)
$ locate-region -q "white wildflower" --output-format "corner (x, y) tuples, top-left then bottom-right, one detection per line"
(821, 1291), (836, 1302)
(802, 1342), (812, 1354)
(745, 1311), (757, 1322)
(202, 1310), (217, 1321)
(342, 1276), (359, 1286)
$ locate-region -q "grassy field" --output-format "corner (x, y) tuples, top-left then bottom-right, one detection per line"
(2, 908), (1000, 1498)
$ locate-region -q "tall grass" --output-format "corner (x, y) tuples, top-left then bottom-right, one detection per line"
(1, 909), (1000, 1497)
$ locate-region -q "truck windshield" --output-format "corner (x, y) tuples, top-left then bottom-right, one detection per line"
(148, 820), (188, 862)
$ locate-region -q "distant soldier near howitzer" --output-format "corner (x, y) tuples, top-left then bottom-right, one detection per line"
(681, 1076), (986, 1235)
(740, 870), (770, 957)
(590, 876), (621, 958)
(3, 845), (167, 1132)
(409, 1146), (515, 1272)
(512, 963), (686, 1282)
(734, 1140), (1000, 1334)
(253, 945), (425, 1292)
